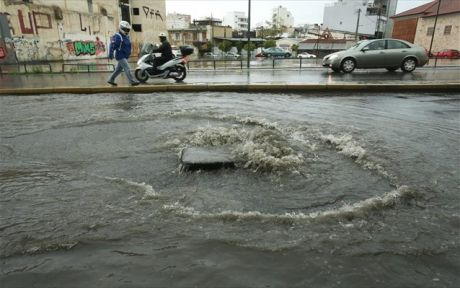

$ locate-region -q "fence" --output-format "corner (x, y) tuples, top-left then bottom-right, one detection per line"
(1, 57), (459, 74)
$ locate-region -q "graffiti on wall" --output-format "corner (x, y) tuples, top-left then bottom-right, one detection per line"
(65, 37), (106, 57)
(18, 10), (52, 35)
(142, 6), (163, 21)
(6, 37), (41, 61)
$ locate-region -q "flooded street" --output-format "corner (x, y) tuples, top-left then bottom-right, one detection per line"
(1, 92), (459, 287)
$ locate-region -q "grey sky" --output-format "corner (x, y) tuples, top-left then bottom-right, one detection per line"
(166, 0), (433, 27)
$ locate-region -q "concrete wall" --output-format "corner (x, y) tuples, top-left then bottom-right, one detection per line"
(206, 25), (233, 39)
(323, 0), (397, 37)
(0, 0), (166, 63)
(414, 13), (460, 52)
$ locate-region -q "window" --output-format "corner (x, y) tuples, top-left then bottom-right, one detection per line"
(365, 40), (385, 50)
(132, 8), (140, 16)
(427, 27), (434, 36)
(387, 40), (410, 49)
(444, 25), (452, 35)
(132, 24), (142, 32)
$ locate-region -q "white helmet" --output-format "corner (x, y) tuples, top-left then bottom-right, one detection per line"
(119, 21), (131, 35)
(158, 32), (167, 42)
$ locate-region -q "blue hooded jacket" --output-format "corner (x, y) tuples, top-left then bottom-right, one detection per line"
(108, 31), (132, 60)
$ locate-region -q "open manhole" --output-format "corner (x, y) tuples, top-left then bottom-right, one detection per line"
(179, 147), (235, 171)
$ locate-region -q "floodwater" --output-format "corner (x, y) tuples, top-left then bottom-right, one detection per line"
(0, 92), (459, 287)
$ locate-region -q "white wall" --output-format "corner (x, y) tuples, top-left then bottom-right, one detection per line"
(323, 0), (397, 36)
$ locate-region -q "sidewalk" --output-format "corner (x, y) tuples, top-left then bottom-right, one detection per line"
(0, 68), (459, 95)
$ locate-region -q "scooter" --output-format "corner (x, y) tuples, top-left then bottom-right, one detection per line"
(134, 45), (194, 82)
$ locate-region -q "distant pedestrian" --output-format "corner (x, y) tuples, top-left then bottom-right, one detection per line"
(107, 21), (139, 86)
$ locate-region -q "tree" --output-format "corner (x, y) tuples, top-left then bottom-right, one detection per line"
(218, 40), (232, 53)
(264, 39), (277, 49)
(235, 41), (244, 53)
(291, 44), (299, 54)
(243, 42), (256, 52)
(197, 41), (214, 56)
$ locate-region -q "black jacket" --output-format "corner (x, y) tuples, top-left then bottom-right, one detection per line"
(158, 40), (173, 60)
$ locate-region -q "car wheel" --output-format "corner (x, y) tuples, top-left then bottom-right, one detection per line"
(285, 54), (290, 58)
(386, 67), (398, 72)
(341, 58), (356, 73)
(267, 53), (272, 57)
(401, 57), (417, 73)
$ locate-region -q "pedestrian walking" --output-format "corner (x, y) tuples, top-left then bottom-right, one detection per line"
(107, 21), (139, 86)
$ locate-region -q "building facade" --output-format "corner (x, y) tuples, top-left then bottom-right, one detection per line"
(392, 0), (460, 53)
(168, 22), (232, 47)
(272, 6), (294, 31)
(167, 12), (191, 30)
(323, 0), (398, 38)
(0, 0), (166, 63)
(222, 11), (248, 32)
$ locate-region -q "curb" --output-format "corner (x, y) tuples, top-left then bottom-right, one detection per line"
(0, 83), (459, 95)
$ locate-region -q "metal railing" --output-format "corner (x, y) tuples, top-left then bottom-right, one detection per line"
(62, 63), (115, 73)
(1, 57), (459, 74)
(0, 62), (52, 74)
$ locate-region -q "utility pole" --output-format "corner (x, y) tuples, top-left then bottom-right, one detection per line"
(376, 7), (382, 38)
(428, 0), (442, 57)
(211, 13), (214, 52)
(247, 0), (251, 69)
(355, 8), (361, 41)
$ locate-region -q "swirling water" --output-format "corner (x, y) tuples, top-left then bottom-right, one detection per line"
(1, 92), (459, 287)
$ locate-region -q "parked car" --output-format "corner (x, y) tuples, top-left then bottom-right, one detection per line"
(298, 52), (316, 59)
(202, 52), (218, 59)
(435, 49), (460, 59)
(261, 47), (292, 58)
(322, 38), (429, 73)
(224, 52), (240, 59)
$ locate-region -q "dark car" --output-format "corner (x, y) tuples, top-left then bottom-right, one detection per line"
(261, 47), (291, 58)
(322, 38), (429, 73)
(435, 49), (460, 59)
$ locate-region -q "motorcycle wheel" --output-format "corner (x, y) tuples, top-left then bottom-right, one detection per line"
(173, 66), (186, 82)
(135, 69), (149, 83)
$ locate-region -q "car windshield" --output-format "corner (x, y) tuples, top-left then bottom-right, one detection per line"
(348, 40), (369, 50)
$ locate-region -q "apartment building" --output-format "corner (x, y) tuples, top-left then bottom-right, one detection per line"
(322, 0), (398, 38)
(223, 11), (248, 32)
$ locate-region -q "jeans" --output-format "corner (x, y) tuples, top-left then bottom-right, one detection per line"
(108, 58), (136, 83)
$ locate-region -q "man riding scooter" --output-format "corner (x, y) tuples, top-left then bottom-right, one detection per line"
(154, 32), (174, 69)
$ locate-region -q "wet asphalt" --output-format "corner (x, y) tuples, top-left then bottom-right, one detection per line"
(0, 66), (459, 92)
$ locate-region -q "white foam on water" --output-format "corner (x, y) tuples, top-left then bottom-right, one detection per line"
(95, 175), (159, 199)
(185, 126), (304, 172)
(163, 186), (416, 223)
(317, 132), (393, 180)
(320, 134), (367, 160)
(170, 112), (394, 179)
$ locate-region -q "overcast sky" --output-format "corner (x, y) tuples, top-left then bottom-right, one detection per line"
(166, 0), (433, 27)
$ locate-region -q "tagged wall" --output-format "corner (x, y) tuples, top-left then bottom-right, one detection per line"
(0, 0), (167, 63)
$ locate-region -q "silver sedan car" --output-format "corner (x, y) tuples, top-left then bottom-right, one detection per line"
(322, 39), (429, 73)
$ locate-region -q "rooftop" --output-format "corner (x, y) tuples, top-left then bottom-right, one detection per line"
(392, 0), (460, 18)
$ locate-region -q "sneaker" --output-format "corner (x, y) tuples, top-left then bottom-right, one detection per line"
(131, 81), (140, 86)
(107, 81), (117, 86)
